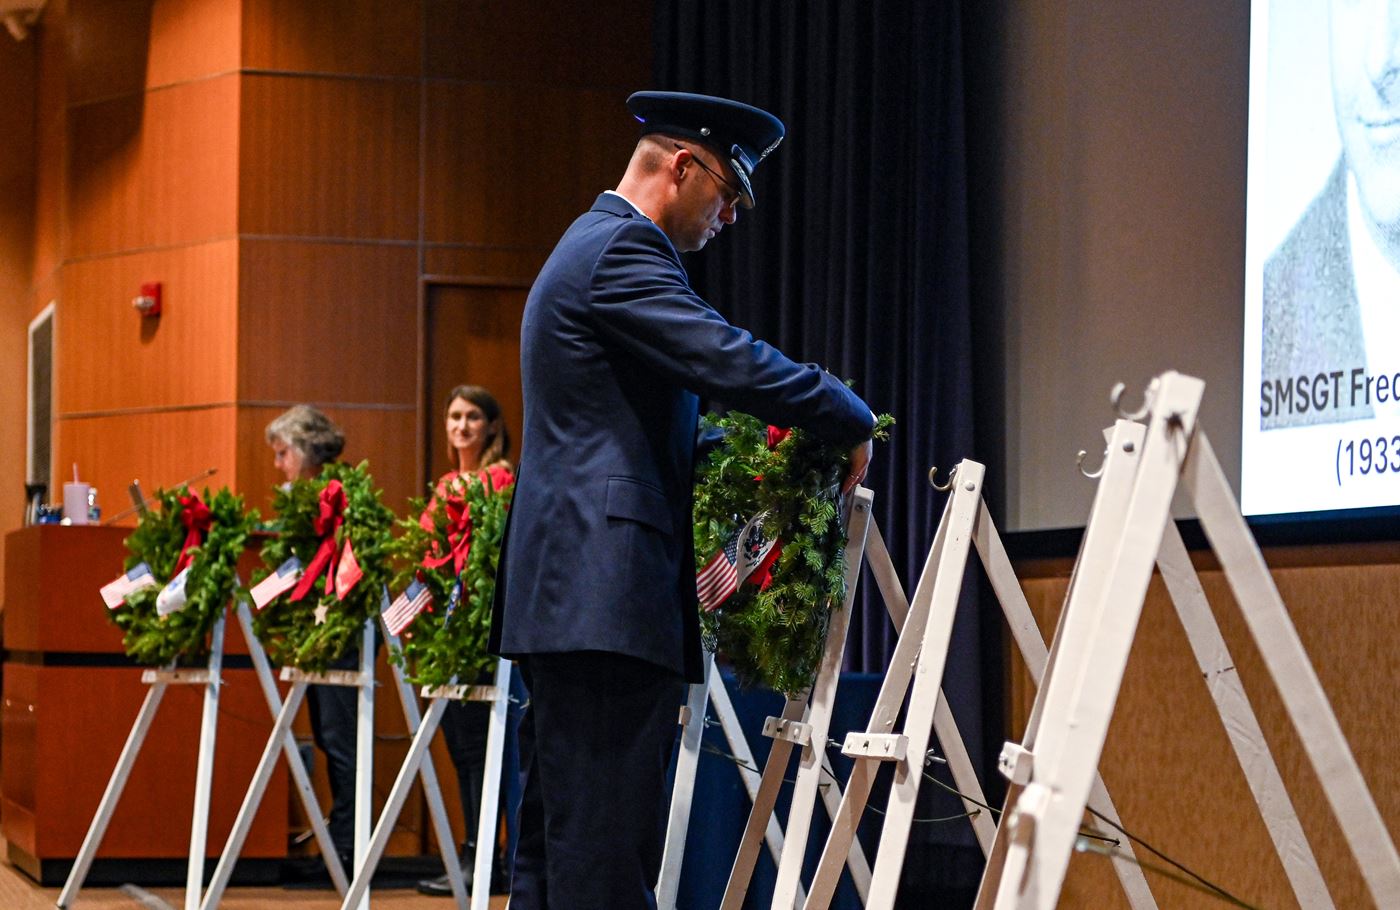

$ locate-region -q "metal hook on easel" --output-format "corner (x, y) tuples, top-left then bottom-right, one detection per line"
(1110, 378), (1158, 421)
(928, 465), (957, 492)
(1075, 448), (1105, 480)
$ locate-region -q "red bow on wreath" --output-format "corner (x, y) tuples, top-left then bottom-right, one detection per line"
(748, 426), (790, 591)
(172, 492), (213, 575)
(290, 480), (347, 602)
(422, 497), (472, 578)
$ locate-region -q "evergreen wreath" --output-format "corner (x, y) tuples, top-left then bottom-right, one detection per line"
(109, 486), (255, 667)
(251, 461), (395, 674)
(693, 410), (894, 695)
(388, 467), (514, 689)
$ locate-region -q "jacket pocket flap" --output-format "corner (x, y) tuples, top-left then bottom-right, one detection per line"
(605, 477), (673, 534)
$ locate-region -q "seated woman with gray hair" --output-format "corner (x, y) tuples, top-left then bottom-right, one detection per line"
(265, 404), (345, 484)
(263, 404), (364, 875)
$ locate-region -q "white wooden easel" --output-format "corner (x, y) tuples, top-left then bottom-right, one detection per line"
(198, 593), (465, 910)
(338, 656), (512, 910)
(980, 371), (1400, 909)
(657, 650), (874, 910)
(58, 611), (230, 910)
(688, 486), (873, 910)
(199, 616), (375, 910)
(974, 417), (1335, 910)
(798, 459), (1153, 910)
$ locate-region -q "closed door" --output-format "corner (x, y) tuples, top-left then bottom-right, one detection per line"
(423, 284), (527, 486)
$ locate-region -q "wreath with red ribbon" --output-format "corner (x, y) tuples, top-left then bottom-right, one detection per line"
(107, 486), (255, 666)
(387, 466), (514, 689)
(251, 461), (394, 673)
(693, 409), (894, 695)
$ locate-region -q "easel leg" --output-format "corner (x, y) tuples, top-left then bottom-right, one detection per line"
(348, 622), (375, 910)
(865, 463), (983, 910)
(199, 681), (309, 910)
(658, 649), (716, 901)
(1156, 520), (1335, 908)
(992, 374), (1205, 910)
(56, 682), (169, 909)
(815, 749), (872, 903)
(975, 419), (1145, 910)
(769, 488), (873, 910)
(471, 659), (511, 910)
(340, 697), (451, 910)
(710, 667), (790, 878)
(381, 651), (466, 909)
(974, 488), (1157, 910)
(804, 496), (956, 910)
(235, 602), (347, 895)
(184, 614), (226, 910)
(1186, 431), (1400, 905)
(656, 653), (713, 910)
(719, 696), (807, 910)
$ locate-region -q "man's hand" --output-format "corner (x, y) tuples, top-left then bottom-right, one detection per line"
(843, 437), (873, 494)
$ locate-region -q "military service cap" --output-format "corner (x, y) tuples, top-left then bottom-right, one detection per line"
(626, 90), (785, 209)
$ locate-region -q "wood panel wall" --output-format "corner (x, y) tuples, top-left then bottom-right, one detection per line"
(54, 0), (241, 523)
(0, 27), (38, 598)
(5, 0), (651, 533)
(2, 0), (651, 863)
(232, 0), (648, 859)
(1010, 546), (1400, 909)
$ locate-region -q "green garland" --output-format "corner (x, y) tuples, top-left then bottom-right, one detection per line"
(251, 461), (395, 674)
(109, 486), (255, 667)
(693, 411), (894, 695)
(387, 469), (514, 689)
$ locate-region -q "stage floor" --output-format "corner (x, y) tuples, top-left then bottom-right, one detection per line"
(0, 842), (509, 910)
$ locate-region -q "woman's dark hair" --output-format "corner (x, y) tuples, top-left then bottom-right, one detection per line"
(445, 385), (511, 469)
(265, 404), (345, 469)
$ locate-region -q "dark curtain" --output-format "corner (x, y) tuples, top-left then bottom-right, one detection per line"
(655, 0), (988, 899)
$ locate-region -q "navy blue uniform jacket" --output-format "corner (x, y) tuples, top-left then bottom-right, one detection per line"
(489, 193), (874, 683)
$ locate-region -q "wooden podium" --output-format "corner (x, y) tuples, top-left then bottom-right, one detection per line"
(1, 525), (289, 885)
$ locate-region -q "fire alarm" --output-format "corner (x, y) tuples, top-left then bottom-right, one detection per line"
(132, 282), (161, 317)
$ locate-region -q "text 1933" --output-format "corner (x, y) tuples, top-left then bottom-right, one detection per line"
(1336, 434), (1400, 486)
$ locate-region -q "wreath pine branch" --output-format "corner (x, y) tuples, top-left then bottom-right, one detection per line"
(250, 461), (394, 673)
(387, 470), (513, 689)
(109, 486), (256, 667)
(693, 409), (894, 695)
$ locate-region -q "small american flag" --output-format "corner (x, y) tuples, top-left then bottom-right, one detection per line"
(383, 579), (432, 636)
(101, 562), (156, 609)
(251, 557), (302, 611)
(696, 530), (740, 612)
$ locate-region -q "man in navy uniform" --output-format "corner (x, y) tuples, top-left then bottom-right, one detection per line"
(490, 91), (875, 909)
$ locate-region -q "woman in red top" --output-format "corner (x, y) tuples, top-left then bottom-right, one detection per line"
(436, 384), (514, 499)
(419, 385), (514, 897)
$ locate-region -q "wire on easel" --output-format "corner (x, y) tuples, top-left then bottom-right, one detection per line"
(1075, 838), (1261, 910)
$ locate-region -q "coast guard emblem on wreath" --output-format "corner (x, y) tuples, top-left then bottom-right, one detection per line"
(736, 512), (777, 583)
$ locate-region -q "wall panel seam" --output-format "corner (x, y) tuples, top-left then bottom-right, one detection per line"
(60, 401), (415, 420)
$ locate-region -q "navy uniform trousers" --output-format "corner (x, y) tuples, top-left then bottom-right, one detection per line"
(508, 651), (687, 910)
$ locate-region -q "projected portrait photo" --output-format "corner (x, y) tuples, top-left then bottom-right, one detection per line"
(1259, 0), (1400, 431)
(1243, 0), (1400, 516)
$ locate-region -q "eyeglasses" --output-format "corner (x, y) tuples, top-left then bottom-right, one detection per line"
(674, 142), (743, 208)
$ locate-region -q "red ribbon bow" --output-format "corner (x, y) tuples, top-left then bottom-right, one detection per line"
(748, 427), (791, 588)
(172, 492), (213, 575)
(423, 496), (472, 578)
(290, 480), (347, 602)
